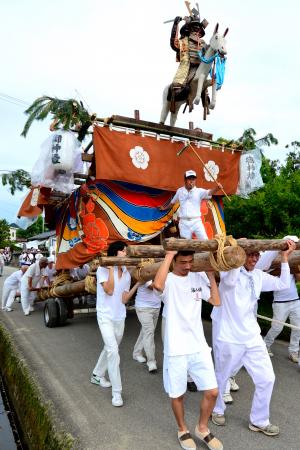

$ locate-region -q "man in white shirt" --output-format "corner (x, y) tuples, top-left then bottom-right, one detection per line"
(2, 263), (30, 311)
(35, 249), (43, 261)
(132, 281), (161, 373)
(154, 250), (223, 450)
(255, 236), (300, 363)
(211, 240), (295, 436)
(91, 241), (140, 407)
(159, 170), (220, 240)
(20, 257), (48, 315)
(43, 257), (56, 286)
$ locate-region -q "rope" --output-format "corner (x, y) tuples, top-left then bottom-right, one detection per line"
(134, 258), (156, 281)
(85, 275), (96, 294)
(50, 271), (74, 298)
(37, 271), (75, 300)
(257, 314), (300, 331)
(209, 234), (244, 271)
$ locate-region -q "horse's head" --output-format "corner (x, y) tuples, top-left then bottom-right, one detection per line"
(209, 24), (229, 57)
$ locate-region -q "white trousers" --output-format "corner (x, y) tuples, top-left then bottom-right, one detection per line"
(264, 301), (300, 354)
(2, 285), (17, 309)
(0, 263), (4, 276)
(179, 219), (208, 240)
(133, 307), (160, 365)
(213, 341), (275, 427)
(93, 315), (125, 394)
(20, 287), (36, 314)
(212, 320), (242, 396)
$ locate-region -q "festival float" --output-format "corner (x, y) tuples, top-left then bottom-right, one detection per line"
(17, 1), (295, 327)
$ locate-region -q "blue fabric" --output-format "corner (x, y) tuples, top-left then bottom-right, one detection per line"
(210, 56), (226, 90)
(92, 182), (168, 221)
(198, 51), (218, 64)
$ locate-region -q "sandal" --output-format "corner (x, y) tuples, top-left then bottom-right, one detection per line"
(177, 430), (196, 450)
(195, 425), (223, 450)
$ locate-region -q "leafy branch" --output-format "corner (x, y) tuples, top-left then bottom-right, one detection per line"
(1, 169), (31, 195)
(21, 96), (95, 141)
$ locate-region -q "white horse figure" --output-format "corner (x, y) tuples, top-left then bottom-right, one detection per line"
(159, 24), (228, 127)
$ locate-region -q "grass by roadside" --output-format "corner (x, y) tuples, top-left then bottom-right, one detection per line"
(0, 323), (76, 450)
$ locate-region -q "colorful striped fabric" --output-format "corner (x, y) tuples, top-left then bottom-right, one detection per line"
(55, 180), (226, 269)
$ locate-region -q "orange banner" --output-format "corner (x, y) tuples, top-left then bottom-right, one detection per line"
(93, 126), (240, 194)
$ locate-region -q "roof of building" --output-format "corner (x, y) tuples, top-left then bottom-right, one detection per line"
(9, 223), (20, 228)
(27, 230), (56, 241)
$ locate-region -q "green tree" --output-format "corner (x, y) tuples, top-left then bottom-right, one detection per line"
(16, 216), (45, 239)
(224, 149), (300, 238)
(0, 219), (11, 247)
(217, 128), (278, 152)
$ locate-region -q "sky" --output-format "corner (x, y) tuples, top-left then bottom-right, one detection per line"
(0, 0), (299, 223)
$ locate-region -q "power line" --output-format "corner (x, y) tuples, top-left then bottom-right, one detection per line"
(0, 92), (30, 108)
(0, 92), (29, 105)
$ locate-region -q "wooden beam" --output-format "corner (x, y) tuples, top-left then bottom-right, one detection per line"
(163, 238), (300, 252)
(37, 251), (300, 300)
(97, 115), (213, 141)
(98, 256), (163, 266)
(127, 245), (165, 258)
(82, 154), (93, 162)
(131, 246), (245, 282)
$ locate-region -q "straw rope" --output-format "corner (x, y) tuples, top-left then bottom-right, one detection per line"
(134, 258), (156, 281)
(85, 275), (96, 294)
(37, 271), (74, 300)
(209, 234), (245, 272)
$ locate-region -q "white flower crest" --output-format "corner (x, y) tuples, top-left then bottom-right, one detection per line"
(203, 160), (220, 182)
(129, 146), (150, 170)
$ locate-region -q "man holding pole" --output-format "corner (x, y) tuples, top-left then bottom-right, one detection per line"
(20, 257), (48, 315)
(211, 240), (296, 435)
(159, 170), (220, 240)
(153, 250), (223, 450)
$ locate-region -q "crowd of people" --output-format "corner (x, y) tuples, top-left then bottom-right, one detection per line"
(0, 248), (12, 276)
(18, 248), (47, 265)
(1, 170), (299, 450)
(1, 250), (85, 315)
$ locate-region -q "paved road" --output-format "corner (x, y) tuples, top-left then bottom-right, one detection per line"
(1, 266), (300, 450)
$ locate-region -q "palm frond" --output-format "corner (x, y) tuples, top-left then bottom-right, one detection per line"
(21, 96), (92, 138)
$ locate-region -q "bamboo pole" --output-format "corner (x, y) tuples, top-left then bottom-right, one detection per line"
(163, 238), (300, 252)
(186, 143), (231, 201)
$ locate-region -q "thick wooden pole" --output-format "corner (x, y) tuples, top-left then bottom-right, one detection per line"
(127, 245), (165, 258)
(163, 238), (300, 252)
(38, 251), (300, 299)
(99, 256), (163, 266)
(268, 250), (300, 275)
(132, 246), (245, 282)
(127, 239), (300, 259)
